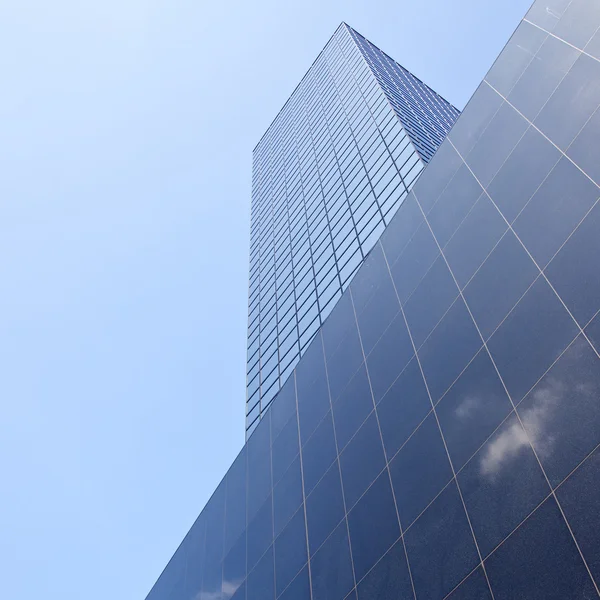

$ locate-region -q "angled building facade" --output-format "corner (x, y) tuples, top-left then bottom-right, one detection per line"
(246, 24), (459, 435)
(147, 1), (600, 599)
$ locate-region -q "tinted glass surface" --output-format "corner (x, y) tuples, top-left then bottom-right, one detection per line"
(148, 4), (600, 599)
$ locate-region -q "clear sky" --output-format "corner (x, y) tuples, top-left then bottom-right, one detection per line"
(0, 1), (532, 598)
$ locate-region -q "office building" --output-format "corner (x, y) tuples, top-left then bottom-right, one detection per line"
(147, 1), (600, 598)
(246, 23), (460, 434)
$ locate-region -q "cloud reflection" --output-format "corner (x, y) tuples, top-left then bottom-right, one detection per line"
(480, 417), (529, 480)
(454, 395), (482, 420)
(478, 337), (598, 481)
(196, 578), (241, 600)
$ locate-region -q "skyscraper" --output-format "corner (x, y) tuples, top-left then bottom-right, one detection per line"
(146, 1), (600, 599)
(246, 24), (459, 435)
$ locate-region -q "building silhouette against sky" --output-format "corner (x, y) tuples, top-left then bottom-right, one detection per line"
(147, 0), (600, 598)
(246, 23), (459, 435)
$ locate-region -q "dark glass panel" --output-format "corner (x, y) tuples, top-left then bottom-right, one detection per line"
(508, 34), (580, 122)
(349, 243), (388, 315)
(321, 292), (356, 359)
(201, 560), (222, 600)
(443, 193), (508, 289)
(487, 277), (579, 405)
(487, 125), (561, 224)
(554, 0), (600, 48)
(356, 539), (413, 600)
(380, 194), (424, 265)
(376, 356), (431, 459)
(183, 518), (205, 600)
(546, 200), (600, 327)
(295, 330), (327, 391)
(446, 567), (492, 600)
(247, 423), (272, 523)
(525, 0), (570, 32)
(229, 581), (245, 600)
(204, 480), (226, 566)
(247, 494), (273, 572)
(535, 54), (600, 150)
(458, 413), (550, 558)
(275, 506), (308, 597)
(297, 360), (330, 446)
(485, 21), (547, 97)
(419, 297), (483, 403)
(513, 156), (599, 268)
(223, 532), (246, 598)
(463, 230), (538, 340)
(272, 412), (299, 486)
(389, 413), (453, 528)
(411, 139), (462, 212)
(404, 254), (459, 349)
(332, 364), (373, 451)
(567, 104), (600, 185)
(306, 461), (345, 555)
(556, 447), (600, 584)
(465, 101), (529, 188)
(427, 164), (483, 248)
(389, 221), (440, 305)
(348, 471), (401, 583)
(584, 311), (600, 355)
(302, 411), (337, 495)
(437, 348), (513, 471)
(224, 449), (247, 554)
(355, 272), (400, 356)
(279, 566), (310, 600)
(247, 545), (275, 600)
(273, 456), (303, 538)
(518, 335), (600, 487)
(326, 323), (365, 403)
(339, 412), (386, 510)
(270, 377), (297, 440)
(448, 82), (503, 157)
(404, 481), (479, 600)
(365, 311), (414, 403)
(585, 28), (600, 60)
(310, 520), (354, 600)
(485, 497), (597, 600)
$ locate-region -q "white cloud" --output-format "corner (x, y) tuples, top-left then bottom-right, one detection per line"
(454, 394), (481, 420)
(479, 417), (529, 480)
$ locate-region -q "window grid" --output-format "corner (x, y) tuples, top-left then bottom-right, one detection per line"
(246, 23), (459, 433)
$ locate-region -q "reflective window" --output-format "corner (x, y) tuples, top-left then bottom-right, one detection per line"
(244, 23), (459, 432)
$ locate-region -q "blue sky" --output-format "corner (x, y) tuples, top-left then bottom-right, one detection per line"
(0, 1), (532, 598)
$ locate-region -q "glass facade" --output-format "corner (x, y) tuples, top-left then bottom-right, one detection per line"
(147, 1), (600, 599)
(246, 24), (460, 435)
